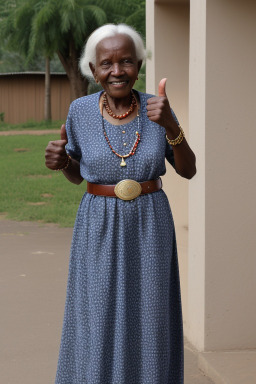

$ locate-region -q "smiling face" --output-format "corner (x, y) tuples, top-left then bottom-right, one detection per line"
(89, 34), (142, 100)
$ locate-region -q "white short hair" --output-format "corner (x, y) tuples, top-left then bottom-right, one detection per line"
(79, 23), (146, 79)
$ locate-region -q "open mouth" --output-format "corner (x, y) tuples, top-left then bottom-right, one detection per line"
(109, 81), (128, 85)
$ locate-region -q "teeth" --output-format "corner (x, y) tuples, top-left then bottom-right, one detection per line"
(111, 81), (126, 85)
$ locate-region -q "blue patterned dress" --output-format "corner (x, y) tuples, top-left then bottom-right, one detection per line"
(55, 91), (184, 384)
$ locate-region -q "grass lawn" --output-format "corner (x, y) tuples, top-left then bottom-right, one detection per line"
(0, 134), (85, 227)
(0, 120), (64, 131)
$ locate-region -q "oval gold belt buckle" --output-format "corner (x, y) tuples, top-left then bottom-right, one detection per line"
(114, 179), (142, 200)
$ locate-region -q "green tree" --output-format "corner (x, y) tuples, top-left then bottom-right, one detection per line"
(99, 0), (145, 37)
(0, 0), (52, 119)
(0, 0), (146, 103)
(1, 0), (108, 102)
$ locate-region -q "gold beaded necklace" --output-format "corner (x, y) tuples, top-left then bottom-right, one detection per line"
(100, 92), (141, 167)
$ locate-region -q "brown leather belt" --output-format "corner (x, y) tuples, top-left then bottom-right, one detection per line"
(87, 178), (162, 201)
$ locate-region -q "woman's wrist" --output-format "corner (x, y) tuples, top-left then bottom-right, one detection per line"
(61, 154), (72, 172)
(54, 153), (71, 171)
(165, 119), (180, 138)
(166, 125), (185, 146)
(61, 157), (83, 185)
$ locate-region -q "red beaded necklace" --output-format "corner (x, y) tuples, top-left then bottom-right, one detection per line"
(103, 91), (136, 120)
(101, 93), (141, 167)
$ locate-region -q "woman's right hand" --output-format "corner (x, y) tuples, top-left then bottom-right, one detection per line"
(45, 124), (68, 170)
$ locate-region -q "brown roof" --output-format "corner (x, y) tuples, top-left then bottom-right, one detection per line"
(0, 72), (67, 77)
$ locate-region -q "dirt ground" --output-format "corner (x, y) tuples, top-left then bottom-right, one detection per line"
(0, 129), (60, 136)
(0, 217), (213, 384)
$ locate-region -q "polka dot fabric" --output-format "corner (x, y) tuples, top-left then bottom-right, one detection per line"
(55, 91), (184, 384)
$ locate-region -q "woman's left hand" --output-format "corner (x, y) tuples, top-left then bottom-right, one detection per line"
(147, 78), (197, 180)
(146, 78), (179, 134)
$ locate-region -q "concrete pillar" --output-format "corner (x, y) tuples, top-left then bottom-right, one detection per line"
(189, 0), (256, 351)
(146, 0), (190, 329)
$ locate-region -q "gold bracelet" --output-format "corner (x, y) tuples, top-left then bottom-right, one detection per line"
(54, 154), (72, 171)
(166, 125), (185, 146)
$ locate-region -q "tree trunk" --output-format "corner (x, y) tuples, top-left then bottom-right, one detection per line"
(68, 66), (88, 101)
(44, 56), (51, 121)
(57, 39), (89, 101)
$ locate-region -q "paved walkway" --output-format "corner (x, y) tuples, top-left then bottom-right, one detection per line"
(0, 129), (60, 136)
(0, 217), (214, 384)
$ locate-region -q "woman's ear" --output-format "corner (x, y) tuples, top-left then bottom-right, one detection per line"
(89, 62), (98, 82)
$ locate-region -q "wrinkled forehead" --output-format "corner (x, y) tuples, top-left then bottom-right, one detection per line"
(96, 34), (137, 58)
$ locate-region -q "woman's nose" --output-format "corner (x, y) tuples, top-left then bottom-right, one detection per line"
(111, 63), (123, 76)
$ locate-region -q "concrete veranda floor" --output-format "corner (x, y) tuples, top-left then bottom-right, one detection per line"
(0, 217), (214, 384)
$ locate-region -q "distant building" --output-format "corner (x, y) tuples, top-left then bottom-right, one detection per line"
(0, 72), (71, 124)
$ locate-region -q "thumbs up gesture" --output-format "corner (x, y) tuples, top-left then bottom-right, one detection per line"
(146, 78), (177, 132)
(60, 124), (68, 142)
(45, 124), (69, 170)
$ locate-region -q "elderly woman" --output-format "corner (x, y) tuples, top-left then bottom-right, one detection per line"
(45, 23), (196, 384)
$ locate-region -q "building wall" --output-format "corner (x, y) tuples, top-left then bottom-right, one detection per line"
(0, 74), (71, 124)
(189, 0), (256, 351)
(147, 0), (256, 353)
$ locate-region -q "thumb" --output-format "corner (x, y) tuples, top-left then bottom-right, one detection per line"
(158, 78), (167, 97)
(60, 124), (68, 142)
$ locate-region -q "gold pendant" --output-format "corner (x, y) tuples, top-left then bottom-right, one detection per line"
(120, 157), (126, 167)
